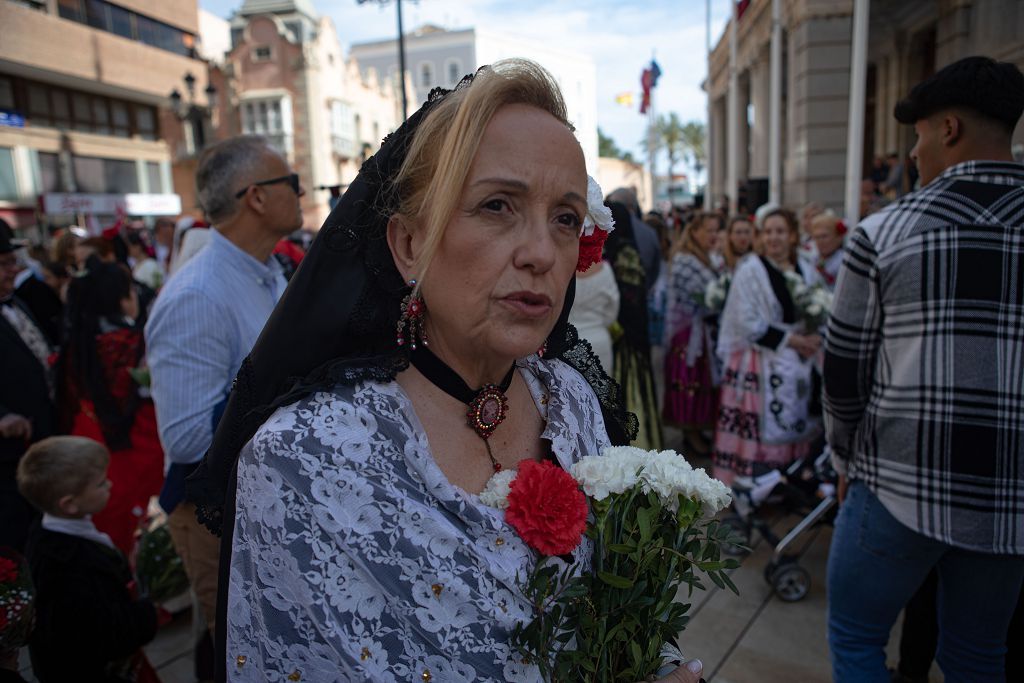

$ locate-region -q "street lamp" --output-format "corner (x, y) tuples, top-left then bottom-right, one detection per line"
(356, 0), (414, 121)
(168, 72), (216, 153)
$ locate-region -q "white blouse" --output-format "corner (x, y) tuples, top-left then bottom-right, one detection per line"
(568, 263), (620, 373)
(227, 355), (610, 682)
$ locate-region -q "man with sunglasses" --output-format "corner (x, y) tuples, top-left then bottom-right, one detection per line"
(144, 135), (304, 679)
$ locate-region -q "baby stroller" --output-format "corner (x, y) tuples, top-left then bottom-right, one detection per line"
(723, 446), (838, 602)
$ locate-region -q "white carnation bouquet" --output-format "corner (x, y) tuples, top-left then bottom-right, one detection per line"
(701, 272), (732, 314)
(483, 446), (741, 681)
(783, 271), (833, 330)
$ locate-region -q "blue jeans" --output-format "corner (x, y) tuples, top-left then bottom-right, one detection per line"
(827, 481), (1024, 682)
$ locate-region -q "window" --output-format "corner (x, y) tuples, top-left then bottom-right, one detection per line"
(0, 78), (13, 110)
(110, 101), (129, 137)
(230, 27), (244, 48)
(57, 0), (84, 22)
(0, 148), (17, 201)
(51, 89), (70, 128)
(134, 105), (156, 140)
(59, 1), (196, 57)
(85, 0), (108, 30)
(91, 97), (110, 135)
(37, 152), (61, 193)
(72, 155), (138, 193)
(241, 96), (292, 156)
(420, 62), (433, 88)
(146, 161), (162, 193)
(71, 92), (92, 132)
(253, 46), (272, 62)
(109, 4), (132, 38)
(446, 60), (461, 86)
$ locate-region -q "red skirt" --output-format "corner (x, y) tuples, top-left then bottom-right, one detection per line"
(662, 326), (718, 429)
(72, 400), (165, 557)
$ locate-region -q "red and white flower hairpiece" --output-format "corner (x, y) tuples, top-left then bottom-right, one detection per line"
(577, 175), (615, 272)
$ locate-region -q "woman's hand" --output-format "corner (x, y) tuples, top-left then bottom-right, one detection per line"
(646, 658), (704, 682)
(787, 332), (822, 359)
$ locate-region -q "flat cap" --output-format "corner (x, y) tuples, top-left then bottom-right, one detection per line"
(894, 55), (1024, 131)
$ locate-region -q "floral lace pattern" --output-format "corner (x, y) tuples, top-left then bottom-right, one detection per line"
(228, 356), (610, 681)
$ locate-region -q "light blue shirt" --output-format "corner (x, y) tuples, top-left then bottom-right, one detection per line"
(145, 229), (286, 465)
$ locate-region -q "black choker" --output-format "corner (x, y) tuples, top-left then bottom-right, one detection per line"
(410, 347), (516, 472)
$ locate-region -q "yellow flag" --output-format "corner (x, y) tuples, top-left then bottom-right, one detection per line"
(615, 92), (634, 106)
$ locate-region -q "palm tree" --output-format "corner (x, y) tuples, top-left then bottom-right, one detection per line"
(655, 113), (685, 180)
(679, 120), (706, 181)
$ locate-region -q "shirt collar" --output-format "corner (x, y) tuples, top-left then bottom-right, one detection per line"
(208, 228), (284, 284)
(934, 160), (1024, 185)
(41, 513), (115, 549)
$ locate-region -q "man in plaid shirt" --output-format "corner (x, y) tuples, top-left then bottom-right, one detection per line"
(824, 56), (1024, 682)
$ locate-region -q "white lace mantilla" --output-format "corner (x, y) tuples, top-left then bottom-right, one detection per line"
(228, 355), (610, 682)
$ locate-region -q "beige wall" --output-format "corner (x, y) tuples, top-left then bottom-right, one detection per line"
(597, 157), (653, 212)
(0, 1), (207, 102)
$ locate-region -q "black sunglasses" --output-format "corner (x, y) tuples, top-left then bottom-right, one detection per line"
(234, 173), (300, 199)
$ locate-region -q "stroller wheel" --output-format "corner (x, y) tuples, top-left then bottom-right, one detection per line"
(770, 563), (811, 602)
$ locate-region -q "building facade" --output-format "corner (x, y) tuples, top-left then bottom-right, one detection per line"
(350, 25), (599, 172)
(706, 0), (1024, 215)
(0, 0), (210, 234)
(220, 0), (405, 228)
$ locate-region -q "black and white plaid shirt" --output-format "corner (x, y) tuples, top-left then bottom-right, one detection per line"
(825, 160), (1024, 555)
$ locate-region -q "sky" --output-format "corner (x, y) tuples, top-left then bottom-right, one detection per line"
(199, 0), (732, 172)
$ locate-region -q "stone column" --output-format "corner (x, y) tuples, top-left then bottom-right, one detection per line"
(736, 72), (750, 189)
(749, 54), (770, 178)
(711, 96), (728, 207)
(784, 11), (853, 213)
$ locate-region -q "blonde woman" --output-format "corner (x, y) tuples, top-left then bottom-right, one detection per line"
(663, 211), (721, 454)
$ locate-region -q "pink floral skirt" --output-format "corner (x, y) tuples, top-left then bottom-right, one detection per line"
(712, 348), (811, 483)
(662, 326), (717, 429)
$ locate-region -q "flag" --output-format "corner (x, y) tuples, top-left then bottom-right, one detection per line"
(640, 68), (653, 114)
(615, 92), (635, 106)
(649, 59), (662, 87)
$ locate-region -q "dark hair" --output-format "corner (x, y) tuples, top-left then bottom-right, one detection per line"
(60, 258), (141, 449)
(761, 207), (800, 264)
(894, 56), (1024, 134)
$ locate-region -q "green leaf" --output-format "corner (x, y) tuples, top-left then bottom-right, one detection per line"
(607, 543), (635, 555)
(597, 570), (634, 589)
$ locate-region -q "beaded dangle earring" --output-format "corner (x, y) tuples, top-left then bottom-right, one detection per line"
(395, 278), (428, 350)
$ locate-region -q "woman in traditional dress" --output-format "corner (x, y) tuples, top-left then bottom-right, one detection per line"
(188, 60), (701, 683)
(720, 215), (755, 273)
(662, 211), (721, 455)
(809, 212), (846, 291)
(712, 208), (822, 485)
(604, 201), (663, 450)
(59, 258), (164, 555)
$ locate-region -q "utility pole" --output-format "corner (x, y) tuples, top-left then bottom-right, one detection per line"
(357, 0), (410, 120)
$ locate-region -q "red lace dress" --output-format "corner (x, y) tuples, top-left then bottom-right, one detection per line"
(69, 328), (165, 556)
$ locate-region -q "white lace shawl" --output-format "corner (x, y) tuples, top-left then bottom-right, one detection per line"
(227, 355), (610, 682)
(716, 255), (817, 359)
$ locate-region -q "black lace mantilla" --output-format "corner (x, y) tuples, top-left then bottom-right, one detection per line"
(186, 71), (636, 537)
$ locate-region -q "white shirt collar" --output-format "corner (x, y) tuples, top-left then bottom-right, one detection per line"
(41, 513), (116, 550)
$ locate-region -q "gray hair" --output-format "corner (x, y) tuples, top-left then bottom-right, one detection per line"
(195, 135), (275, 223)
(607, 187), (640, 216)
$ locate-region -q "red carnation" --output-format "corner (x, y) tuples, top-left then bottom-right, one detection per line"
(505, 458), (588, 556)
(0, 557), (17, 584)
(577, 227), (608, 272)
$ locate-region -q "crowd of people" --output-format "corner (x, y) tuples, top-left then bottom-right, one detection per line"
(0, 54), (1020, 683)
(572, 194), (847, 491)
